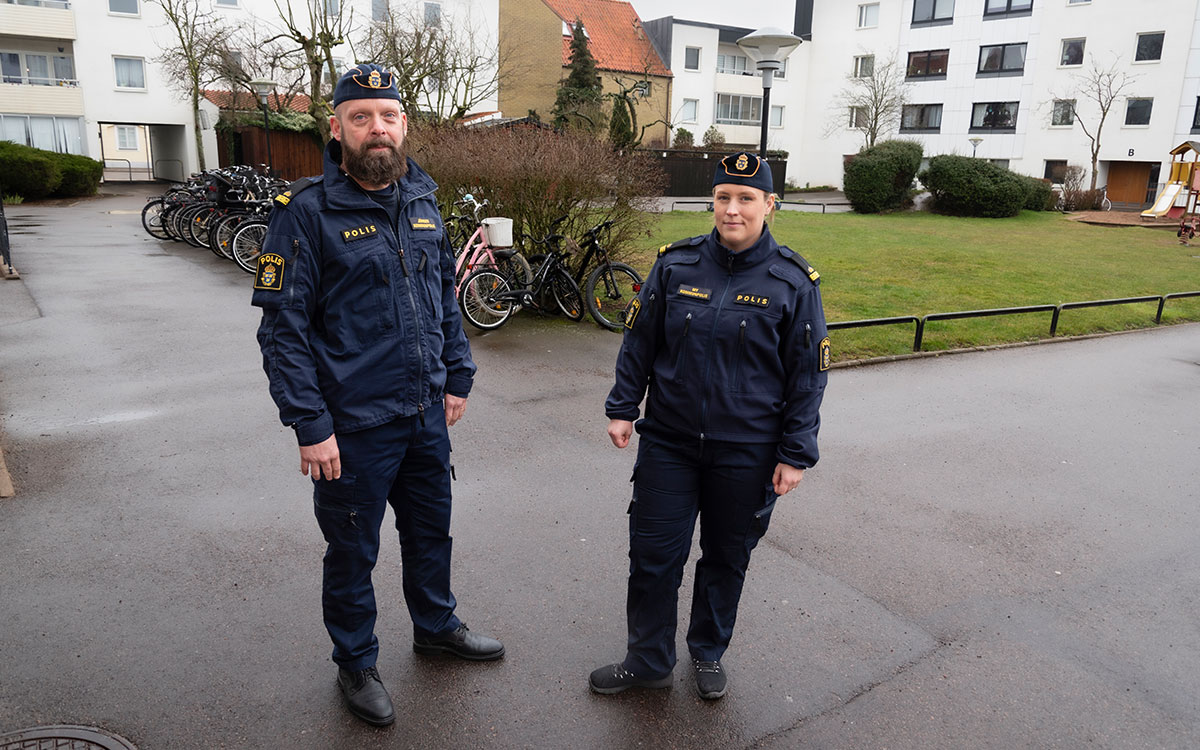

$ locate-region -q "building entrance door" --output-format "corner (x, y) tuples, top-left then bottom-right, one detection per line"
(1106, 162), (1154, 204)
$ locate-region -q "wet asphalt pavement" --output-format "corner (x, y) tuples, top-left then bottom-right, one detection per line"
(1, 186), (1198, 749)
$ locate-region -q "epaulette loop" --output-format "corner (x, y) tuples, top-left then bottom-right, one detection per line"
(658, 235), (704, 256)
(274, 176), (320, 207)
(781, 248), (820, 283)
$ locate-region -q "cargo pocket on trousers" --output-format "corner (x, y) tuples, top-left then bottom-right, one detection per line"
(313, 473), (362, 548)
(745, 486), (778, 553)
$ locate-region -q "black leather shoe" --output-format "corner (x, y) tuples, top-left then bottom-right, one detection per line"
(692, 659), (728, 700)
(337, 666), (395, 726)
(413, 623), (505, 661)
(588, 663), (673, 695)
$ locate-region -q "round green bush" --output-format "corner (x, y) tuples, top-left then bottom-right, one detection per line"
(0, 141), (63, 200)
(1016, 173), (1054, 211)
(843, 139), (923, 214)
(50, 152), (104, 197)
(919, 155), (1026, 218)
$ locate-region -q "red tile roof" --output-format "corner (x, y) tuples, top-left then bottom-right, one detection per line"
(202, 89), (312, 113)
(545, 0), (671, 77)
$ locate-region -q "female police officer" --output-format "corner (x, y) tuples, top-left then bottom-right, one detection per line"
(590, 152), (829, 700)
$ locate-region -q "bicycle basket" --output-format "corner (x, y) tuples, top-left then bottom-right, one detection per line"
(481, 217), (514, 247)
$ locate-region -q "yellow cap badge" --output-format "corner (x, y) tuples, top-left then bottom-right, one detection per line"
(735, 153), (749, 171)
(368, 70), (382, 88)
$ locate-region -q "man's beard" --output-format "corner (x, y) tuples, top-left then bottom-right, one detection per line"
(342, 136), (408, 187)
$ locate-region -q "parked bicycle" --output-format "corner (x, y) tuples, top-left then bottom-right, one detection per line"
(450, 193), (531, 295)
(458, 225), (583, 330)
(569, 219), (642, 331)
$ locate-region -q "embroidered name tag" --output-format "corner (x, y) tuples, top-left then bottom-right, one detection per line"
(734, 293), (769, 308)
(677, 285), (712, 301)
(342, 224), (377, 242)
(819, 337), (831, 371)
(254, 253), (285, 291)
(410, 217), (437, 230)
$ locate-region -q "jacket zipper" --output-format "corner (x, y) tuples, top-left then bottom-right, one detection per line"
(698, 269), (736, 440)
(733, 319), (747, 390)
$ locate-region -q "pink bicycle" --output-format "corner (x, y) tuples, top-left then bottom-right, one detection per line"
(452, 194), (531, 299)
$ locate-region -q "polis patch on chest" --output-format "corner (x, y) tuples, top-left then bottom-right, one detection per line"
(734, 293), (770, 308)
(341, 224), (378, 242)
(677, 284), (712, 301)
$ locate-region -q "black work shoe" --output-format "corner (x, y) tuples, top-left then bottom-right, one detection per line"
(588, 663), (673, 695)
(413, 623), (505, 661)
(692, 659), (728, 700)
(337, 666), (395, 727)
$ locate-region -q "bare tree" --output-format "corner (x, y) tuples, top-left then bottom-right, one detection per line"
(1054, 56), (1138, 190)
(359, 4), (501, 125)
(147, 0), (224, 169)
(209, 26), (308, 114)
(607, 66), (668, 149)
(826, 54), (909, 149)
(267, 0), (355, 144)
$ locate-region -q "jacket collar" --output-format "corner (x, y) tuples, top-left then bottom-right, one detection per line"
(710, 224), (776, 269)
(321, 138), (438, 212)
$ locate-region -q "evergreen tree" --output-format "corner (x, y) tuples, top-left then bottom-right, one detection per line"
(608, 95), (634, 149)
(552, 20), (605, 132)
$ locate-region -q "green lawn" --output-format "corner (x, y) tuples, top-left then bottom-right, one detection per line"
(625, 210), (1200, 360)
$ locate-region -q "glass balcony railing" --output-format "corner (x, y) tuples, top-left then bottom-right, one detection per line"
(4, 0), (72, 9)
(1, 75), (79, 86)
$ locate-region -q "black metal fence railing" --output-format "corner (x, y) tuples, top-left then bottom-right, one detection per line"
(829, 292), (1200, 353)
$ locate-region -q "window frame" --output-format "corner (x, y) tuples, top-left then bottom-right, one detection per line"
(683, 46), (701, 71)
(112, 55), (147, 91)
(1124, 97), (1153, 126)
(899, 103), (944, 132)
(857, 3), (880, 29)
(679, 98), (698, 124)
(907, 48), (949, 79)
(1134, 31), (1164, 63)
(371, 0), (388, 22)
(970, 101), (1020, 131)
(912, 0), (954, 26)
(714, 92), (763, 126)
(1060, 38), (1085, 67)
(977, 42), (1027, 75)
(424, 1), (441, 27)
(1192, 97), (1200, 133)
(849, 106), (870, 129)
(1051, 99), (1076, 127)
(116, 124), (139, 151)
(770, 104), (784, 128)
(853, 54), (875, 78)
(984, 0), (1033, 18)
(1043, 160), (1068, 182)
(108, 0), (139, 15)
(214, 0), (239, 7)
(716, 53), (750, 76)
(2, 49), (78, 86)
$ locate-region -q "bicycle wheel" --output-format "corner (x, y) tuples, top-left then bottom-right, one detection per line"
(177, 206), (206, 247)
(208, 213), (244, 260)
(585, 262), (643, 331)
(495, 251), (533, 287)
(230, 220), (268, 274)
(459, 269), (515, 330)
(550, 267), (585, 321)
(164, 204), (188, 242)
(141, 199), (170, 240)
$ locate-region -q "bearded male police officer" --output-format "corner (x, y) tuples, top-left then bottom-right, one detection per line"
(252, 63), (503, 727)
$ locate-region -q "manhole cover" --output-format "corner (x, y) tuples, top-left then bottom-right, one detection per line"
(0, 725), (137, 750)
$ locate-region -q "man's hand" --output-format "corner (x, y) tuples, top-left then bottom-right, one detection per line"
(445, 394), (467, 427)
(300, 434), (340, 481)
(608, 419), (633, 449)
(772, 462), (805, 496)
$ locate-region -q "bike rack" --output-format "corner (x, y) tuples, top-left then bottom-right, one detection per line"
(828, 292), (1200, 352)
(104, 158), (133, 182)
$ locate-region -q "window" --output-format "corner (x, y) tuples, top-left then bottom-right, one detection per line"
(116, 125), (138, 150)
(1068, 0), (1090, 4)
(684, 47), (700, 71)
(1052, 99), (1075, 126)
(317, 0), (338, 16)
(858, 3), (879, 28)
(1, 53), (20, 84)
(985, 0), (1032, 15)
(854, 55), (875, 77)
(113, 56), (146, 89)
(1192, 97), (1200, 131)
(716, 53), (749, 75)
(988, 159), (1010, 169)
(1, 51), (75, 85)
(108, 0), (138, 13)
(971, 101), (1019, 130)
(0, 114), (83, 154)
(424, 2), (441, 27)
(978, 43), (1026, 74)
(1135, 32), (1164, 62)
(770, 105), (784, 128)
(715, 93), (761, 126)
(900, 103), (943, 131)
(1125, 98), (1153, 125)
(372, 0), (387, 21)
(907, 49), (948, 78)
(53, 55), (75, 83)
(912, 0), (953, 24)
(1061, 39), (1085, 66)
(1044, 160), (1067, 182)
(774, 59), (787, 80)
(679, 98), (698, 123)
(850, 106), (870, 128)
(24, 54), (50, 85)
(215, 0), (238, 6)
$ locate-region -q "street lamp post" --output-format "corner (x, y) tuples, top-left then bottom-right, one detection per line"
(736, 27), (803, 158)
(969, 137), (983, 158)
(249, 78), (277, 174)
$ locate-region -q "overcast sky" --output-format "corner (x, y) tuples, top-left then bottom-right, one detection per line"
(628, 0), (795, 31)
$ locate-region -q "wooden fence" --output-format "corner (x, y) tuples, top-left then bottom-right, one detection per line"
(217, 126), (323, 181)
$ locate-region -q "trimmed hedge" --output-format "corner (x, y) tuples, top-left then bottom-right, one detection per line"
(0, 141), (63, 200)
(844, 139), (923, 214)
(1016, 174), (1055, 212)
(919, 155), (1026, 218)
(0, 141), (103, 200)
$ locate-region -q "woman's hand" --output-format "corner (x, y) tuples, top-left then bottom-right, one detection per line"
(607, 419), (634, 448)
(772, 462), (805, 495)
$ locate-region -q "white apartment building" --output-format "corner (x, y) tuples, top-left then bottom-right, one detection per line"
(0, 0), (496, 181)
(642, 0), (1200, 205)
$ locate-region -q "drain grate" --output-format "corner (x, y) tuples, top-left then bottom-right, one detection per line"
(0, 725), (137, 750)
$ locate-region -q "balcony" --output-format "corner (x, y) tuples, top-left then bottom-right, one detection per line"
(0, 1), (76, 40)
(0, 81), (84, 116)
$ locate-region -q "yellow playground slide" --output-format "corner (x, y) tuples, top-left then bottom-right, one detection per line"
(1141, 181), (1185, 218)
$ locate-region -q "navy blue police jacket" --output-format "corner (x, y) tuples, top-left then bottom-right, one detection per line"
(252, 140), (476, 446)
(605, 226), (828, 469)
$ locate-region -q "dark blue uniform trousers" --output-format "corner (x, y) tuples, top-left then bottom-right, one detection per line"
(312, 402), (461, 672)
(624, 436), (779, 677)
